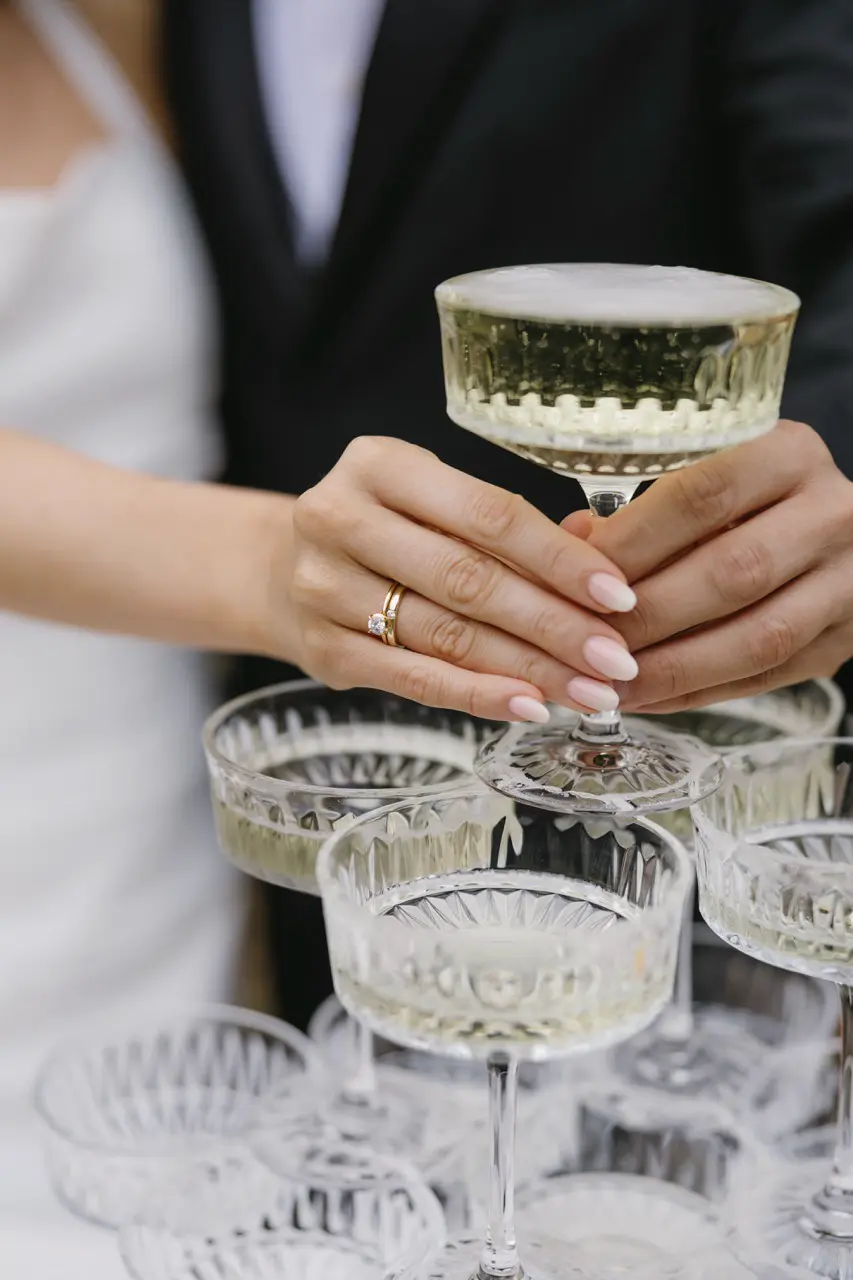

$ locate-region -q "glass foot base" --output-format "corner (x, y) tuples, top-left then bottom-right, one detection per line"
(425, 1232), (621, 1280)
(475, 720), (720, 815)
(578, 1098), (749, 1203)
(734, 1161), (853, 1279)
(427, 1175), (731, 1278)
(272, 1073), (465, 1175)
(615, 1017), (765, 1109)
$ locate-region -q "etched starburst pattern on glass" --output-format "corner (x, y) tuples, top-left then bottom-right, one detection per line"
(318, 788), (693, 1280)
(320, 792), (689, 1061)
(581, 684), (844, 1202)
(203, 680), (487, 893)
(436, 264), (798, 480)
(694, 739), (853, 1280)
(33, 1007), (319, 1228)
(694, 741), (853, 980)
(436, 263), (795, 816)
(644, 680), (844, 753)
(119, 1140), (444, 1280)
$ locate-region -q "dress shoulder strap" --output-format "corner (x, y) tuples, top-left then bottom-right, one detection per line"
(16, 0), (156, 145)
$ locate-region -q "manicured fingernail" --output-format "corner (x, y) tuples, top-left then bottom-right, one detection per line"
(508, 695), (550, 724)
(588, 573), (637, 613)
(567, 677), (620, 712)
(583, 636), (639, 682)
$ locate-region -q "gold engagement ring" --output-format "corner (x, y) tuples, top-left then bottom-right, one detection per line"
(367, 582), (407, 648)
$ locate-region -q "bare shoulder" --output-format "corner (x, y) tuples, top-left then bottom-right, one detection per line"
(72, 0), (171, 138)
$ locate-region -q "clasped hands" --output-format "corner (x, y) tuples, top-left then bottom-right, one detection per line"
(282, 420), (853, 720)
(565, 419), (853, 712)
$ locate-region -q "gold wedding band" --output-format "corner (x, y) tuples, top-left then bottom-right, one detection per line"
(367, 582), (408, 648)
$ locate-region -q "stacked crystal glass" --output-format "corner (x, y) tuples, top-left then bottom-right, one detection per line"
(30, 264), (848, 1280)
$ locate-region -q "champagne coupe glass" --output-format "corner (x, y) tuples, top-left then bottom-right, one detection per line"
(600, 682), (844, 1121)
(316, 784), (729, 1280)
(436, 263), (800, 815)
(693, 736), (853, 1278)
(203, 680), (488, 1163)
(33, 1006), (319, 1229)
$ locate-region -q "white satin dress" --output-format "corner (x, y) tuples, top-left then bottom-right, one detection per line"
(0, 0), (243, 1260)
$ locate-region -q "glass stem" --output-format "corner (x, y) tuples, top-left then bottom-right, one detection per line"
(576, 487), (634, 745)
(341, 1021), (379, 1109)
(479, 1053), (522, 1280)
(811, 986), (853, 1236)
(657, 871), (696, 1046)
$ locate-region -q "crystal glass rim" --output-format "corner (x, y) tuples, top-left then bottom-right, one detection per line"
(316, 784), (694, 935)
(708, 679), (845, 749)
(695, 735), (853, 875)
(119, 1232), (389, 1280)
(247, 1121), (451, 1195)
(124, 1146), (447, 1233)
(119, 1152), (447, 1280)
(121, 1223), (444, 1280)
(32, 1003), (320, 1153)
(434, 262), (801, 326)
(202, 678), (481, 803)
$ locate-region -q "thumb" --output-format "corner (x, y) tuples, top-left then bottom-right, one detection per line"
(560, 509), (594, 540)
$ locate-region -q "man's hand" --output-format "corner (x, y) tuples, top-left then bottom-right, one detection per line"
(567, 420), (853, 711)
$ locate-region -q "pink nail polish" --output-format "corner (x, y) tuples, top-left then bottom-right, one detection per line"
(567, 677), (620, 712)
(588, 573), (637, 613)
(508, 695), (550, 724)
(583, 636), (639, 681)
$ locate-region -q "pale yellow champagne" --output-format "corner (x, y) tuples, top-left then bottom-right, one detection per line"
(211, 797), (325, 895)
(335, 869), (664, 1059)
(700, 820), (853, 978)
(436, 264), (799, 485)
(210, 724), (476, 895)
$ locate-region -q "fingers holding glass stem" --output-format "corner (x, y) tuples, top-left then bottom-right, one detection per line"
(288, 437), (642, 723)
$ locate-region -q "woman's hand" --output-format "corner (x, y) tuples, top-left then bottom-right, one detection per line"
(277, 436), (641, 722)
(568, 420), (853, 711)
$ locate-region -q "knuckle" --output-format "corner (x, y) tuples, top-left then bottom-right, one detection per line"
(540, 536), (585, 593)
(785, 419), (831, 470)
(517, 652), (553, 692)
(749, 612), (799, 671)
(646, 648), (689, 702)
(289, 555), (336, 610)
(440, 549), (501, 609)
(529, 602), (570, 654)
(710, 539), (774, 607)
(673, 459), (732, 528)
(621, 593), (657, 648)
(426, 612), (477, 666)
(293, 484), (346, 541)
(750, 665), (780, 693)
(459, 683), (481, 718)
(341, 435), (386, 473)
(468, 486), (523, 544)
(398, 664), (443, 708)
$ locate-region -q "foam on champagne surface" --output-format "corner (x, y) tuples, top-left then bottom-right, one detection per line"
(435, 264), (799, 326)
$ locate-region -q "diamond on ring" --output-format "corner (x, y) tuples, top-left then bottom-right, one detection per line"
(369, 583), (408, 647)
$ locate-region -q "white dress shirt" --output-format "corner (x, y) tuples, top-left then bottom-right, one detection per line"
(253, 0), (387, 264)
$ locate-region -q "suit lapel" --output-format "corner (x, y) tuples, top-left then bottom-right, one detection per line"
(323, 0), (507, 288)
(167, 0), (507, 352)
(166, 0), (311, 341)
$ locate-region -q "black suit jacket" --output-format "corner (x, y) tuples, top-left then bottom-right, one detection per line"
(165, 0), (853, 1025)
